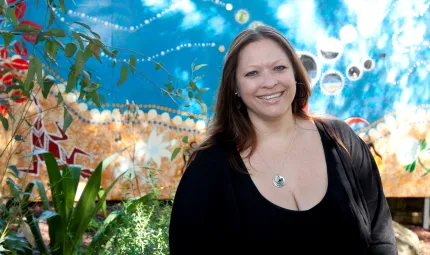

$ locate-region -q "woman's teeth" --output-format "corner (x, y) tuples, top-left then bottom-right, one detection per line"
(258, 92), (283, 100)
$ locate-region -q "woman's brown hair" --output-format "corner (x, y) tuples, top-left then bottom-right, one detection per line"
(189, 25), (346, 173)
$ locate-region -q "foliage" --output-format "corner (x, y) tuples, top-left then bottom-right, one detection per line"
(0, 147), (129, 254)
(97, 199), (171, 255)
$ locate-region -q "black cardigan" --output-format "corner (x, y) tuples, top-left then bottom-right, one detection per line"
(169, 118), (397, 254)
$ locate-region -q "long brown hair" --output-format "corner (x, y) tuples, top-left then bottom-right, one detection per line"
(190, 25), (344, 173)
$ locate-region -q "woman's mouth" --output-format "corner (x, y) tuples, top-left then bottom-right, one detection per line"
(257, 91), (284, 100)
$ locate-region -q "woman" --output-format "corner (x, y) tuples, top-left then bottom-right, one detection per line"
(169, 25), (396, 255)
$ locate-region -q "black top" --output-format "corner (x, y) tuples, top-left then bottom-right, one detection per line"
(230, 124), (362, 254)
(169, 118), (397, 255)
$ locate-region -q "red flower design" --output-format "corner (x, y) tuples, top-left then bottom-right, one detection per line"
(14, 42), (28, 57)
(11, 90), (27, 103)
(0, 102), (9, 118)
(14, 2), (27, 20)
(20, 20), (42, 43)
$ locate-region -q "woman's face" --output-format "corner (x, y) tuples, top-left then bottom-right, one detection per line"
(235, 39), (296, 122)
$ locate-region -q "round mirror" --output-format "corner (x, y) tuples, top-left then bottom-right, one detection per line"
(320, 71), (344, 95)
(318, 37), (343, 62)
(346, 65), (362, 81)
(363, 59), (375, 71)
(298, 51), (320, 88)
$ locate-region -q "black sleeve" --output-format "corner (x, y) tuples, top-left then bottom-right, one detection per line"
(337, 121), (397, 254)
(169, 149), (221, 254)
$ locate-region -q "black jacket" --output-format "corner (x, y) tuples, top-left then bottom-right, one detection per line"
(169, 118), (397, 254)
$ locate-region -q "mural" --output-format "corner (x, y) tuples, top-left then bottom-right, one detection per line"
(0, 0), (429, 199)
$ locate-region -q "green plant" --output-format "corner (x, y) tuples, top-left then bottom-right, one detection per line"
(96, 199), (172, 255)
(0, 147), (128, 255)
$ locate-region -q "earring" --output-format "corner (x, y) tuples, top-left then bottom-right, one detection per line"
(235, 92), (239, 97)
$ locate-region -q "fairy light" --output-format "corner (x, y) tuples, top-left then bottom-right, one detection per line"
(395, 60), (430, 86)
(100, 42), (217, 62)
(52, 1), (189, 32)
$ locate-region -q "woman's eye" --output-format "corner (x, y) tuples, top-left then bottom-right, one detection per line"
(274, 66), (286, 71)
(245, 71), (257, 77)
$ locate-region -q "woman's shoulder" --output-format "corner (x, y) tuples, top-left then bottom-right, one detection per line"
(184, 142), (230, 176)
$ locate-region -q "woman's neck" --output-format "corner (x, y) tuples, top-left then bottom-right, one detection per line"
(249, 112), (297, 145)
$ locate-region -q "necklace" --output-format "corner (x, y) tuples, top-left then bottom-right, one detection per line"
(256, 123), (297, 188)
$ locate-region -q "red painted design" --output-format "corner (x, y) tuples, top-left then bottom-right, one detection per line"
(19, 97), (94, 179)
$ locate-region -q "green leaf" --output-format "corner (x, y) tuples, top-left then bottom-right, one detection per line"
(13, 24), (41, 33)
(83, 43), (94, 62)
(2, 32), (14, 49)
(48, 9), (55, 28)
(57, 91), (64, 106)
(42, 78), (55, 99)
(69, 147), (128, 248)
(8, 165), (19, 177)
(155, 63), (162, 70)
(35, 32), (46, 45)
(194, 64), (207, 71)
(74, 21), (92, 31)
(98, 187), (107, 217)
(112, 50), (118, 56)
(24, 58), (36, 93)
(129, 56), (136, 74)
(61, 166), (75, 225)
(63, 106), (73, 133)
(34, 56), (43, 86)
(164, 83), (174, 92)
(65, 43), (77, 57)
(59, 0), (66, 12)
(0, 115), (9, 131)
(188, 91), (193, 99)
(72, 31), (84, 50)
(38, 211), (58, 221)
(14, 135), (25, 142)
(116, 65), (128, 86)
(25, 119), (32, 127)
(7, 8), (18, 25)
(91, 91), (101, 107)
(75, 51), (85, 76)
(41, 152), (66, 225)
(46, 28), (66, 37)
(67, 70), (78, 92)
(189, 81), (198, 91)
(421, 140), (427, 151)
(198, 88), (209, 94)
(32, 180), (49, 210)
(199, 101), (208, 116)
(182, 136), (189, 143)
(46, 40), (59, 59)
(171, 148), (181, 161)
(410, 161), (416, 172)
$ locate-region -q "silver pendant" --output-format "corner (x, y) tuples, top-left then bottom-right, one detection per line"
(273, 175), (285, 188)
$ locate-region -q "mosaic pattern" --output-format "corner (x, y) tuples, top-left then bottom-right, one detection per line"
(0, 0), (429, 198)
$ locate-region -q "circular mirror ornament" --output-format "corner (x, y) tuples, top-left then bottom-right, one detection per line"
(363, 58), (375, 71)
(317, 37), (343, 62)
(320, 70), (345, 96)
(346, 65), (362, 81)
(297, 51), (320, 89)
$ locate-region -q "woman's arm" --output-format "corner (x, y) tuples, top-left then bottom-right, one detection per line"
(353, 135), (397, 254)
(169, 149), (221, 254)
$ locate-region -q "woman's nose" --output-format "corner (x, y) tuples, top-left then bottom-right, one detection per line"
(262, 73), (278, 88)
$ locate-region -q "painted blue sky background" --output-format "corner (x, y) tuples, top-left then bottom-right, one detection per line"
(24, 0), (430, 131)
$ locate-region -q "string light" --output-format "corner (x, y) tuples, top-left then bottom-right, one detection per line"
(100, 42), (217, 62)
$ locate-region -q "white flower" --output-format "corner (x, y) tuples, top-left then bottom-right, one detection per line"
(396, 137), (420, 165)
(137, 128), (171, 169)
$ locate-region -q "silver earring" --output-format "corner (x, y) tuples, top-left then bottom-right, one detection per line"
(235, 92), (239, 97)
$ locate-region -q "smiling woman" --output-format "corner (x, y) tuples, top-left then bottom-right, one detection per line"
(169, 25), (396, 255)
